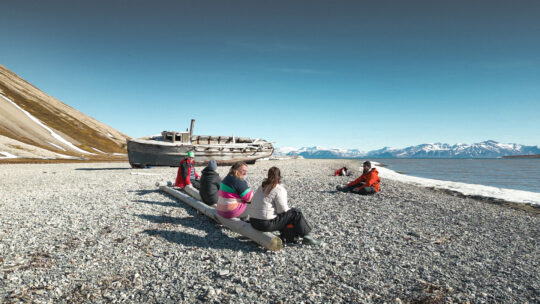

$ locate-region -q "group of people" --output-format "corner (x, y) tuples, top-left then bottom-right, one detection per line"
(174, 152), (381, 246)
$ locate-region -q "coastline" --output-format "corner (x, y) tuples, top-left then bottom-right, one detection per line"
(0, 160), (538, 302)
(373, 162), (540, 208)
(274, 157), (540, 207)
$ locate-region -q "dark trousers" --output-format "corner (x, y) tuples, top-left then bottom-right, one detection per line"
(339, 185), (376, 195)
(190, 179), (200, 190)
(250, 208), (312, 237)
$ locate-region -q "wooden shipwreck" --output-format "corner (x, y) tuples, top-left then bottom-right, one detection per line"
(127, 119), (274, 168)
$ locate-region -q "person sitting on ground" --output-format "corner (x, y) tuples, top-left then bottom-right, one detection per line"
(199, 160), (221, 206)
(248, 166), (321, 245)
(217, 161), (253, 219)
(334, 167), (349, 176)
(336, 161), (380, 195)
(174, 151), (200, 190)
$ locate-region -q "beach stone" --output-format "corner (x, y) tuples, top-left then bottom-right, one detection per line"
(0, 160), (538, 303)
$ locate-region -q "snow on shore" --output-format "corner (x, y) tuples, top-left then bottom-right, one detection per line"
(373, 162), (540, 206)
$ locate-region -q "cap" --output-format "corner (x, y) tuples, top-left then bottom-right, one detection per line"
(187, 151), (195, 158)
(207, 159), (217, 171)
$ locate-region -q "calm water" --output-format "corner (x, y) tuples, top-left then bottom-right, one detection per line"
(369, 158), (540, 193)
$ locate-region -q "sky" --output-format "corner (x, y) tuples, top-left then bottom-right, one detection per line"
(1, 0), (539, 151)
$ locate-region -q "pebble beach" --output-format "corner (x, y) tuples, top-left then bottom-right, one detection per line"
(0, 159), (538, 303)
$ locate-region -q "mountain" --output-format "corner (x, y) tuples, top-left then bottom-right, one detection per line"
(0, 64), (129, 161)
(277, 140), (540, 159)
(275, 146), (366, 159)
(367, 141), (540, 158)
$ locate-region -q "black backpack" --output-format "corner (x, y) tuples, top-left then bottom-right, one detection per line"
(280, 224), (300, 243)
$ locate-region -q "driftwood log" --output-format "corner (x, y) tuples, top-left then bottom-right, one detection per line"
(156, 182), (282, 251)
(183, 184), (202, 201)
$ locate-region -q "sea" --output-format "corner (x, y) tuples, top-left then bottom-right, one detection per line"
(344, 158), (540, 206)
(370, 158), (540, 194)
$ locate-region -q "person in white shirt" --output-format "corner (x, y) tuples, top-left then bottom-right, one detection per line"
(248, 167), (320, 245)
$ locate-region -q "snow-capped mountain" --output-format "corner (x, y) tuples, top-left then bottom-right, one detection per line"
(276, 140), (540, 159)
(275, 146), (366, 159)
(367, 140), (540, 158)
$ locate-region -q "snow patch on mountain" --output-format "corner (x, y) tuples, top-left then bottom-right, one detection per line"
(1, 93), (94, 155)
(0, 151), (18, 159)
(276, 140), (540, 159)
(274, 146), (366, 159)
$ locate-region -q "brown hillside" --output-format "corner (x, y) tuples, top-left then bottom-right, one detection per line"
(0, 64), (130, 162)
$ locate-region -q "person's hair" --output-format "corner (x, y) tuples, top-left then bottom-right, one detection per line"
(261, 167), (281, 196)
(229, 161), (248, 178)
(363, 161), (371, 168)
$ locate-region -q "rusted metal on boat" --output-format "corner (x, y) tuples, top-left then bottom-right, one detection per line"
(127, 120), (274, 168)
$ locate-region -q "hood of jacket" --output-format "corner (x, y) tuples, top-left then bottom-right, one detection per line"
(202, 166), (218, 175)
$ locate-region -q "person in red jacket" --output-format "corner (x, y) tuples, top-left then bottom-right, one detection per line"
(175, 151), (200, 189)
(336, 161), (380, 195)
(334, 167), (349, 176)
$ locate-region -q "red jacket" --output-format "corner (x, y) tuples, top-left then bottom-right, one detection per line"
(175, 158), (199, 188)
(334, 167), (347, 176)
(346, 168), (380, 192)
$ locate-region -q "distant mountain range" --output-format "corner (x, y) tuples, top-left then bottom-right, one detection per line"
(275, 140), (540, 159)
(276, 146), (366, 159)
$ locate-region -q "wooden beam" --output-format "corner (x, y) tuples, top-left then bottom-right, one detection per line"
(189, 119), (195, 141)
(156, 182), (282, 251)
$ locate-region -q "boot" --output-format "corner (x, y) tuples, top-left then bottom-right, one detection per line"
(302, 234), (321, 246)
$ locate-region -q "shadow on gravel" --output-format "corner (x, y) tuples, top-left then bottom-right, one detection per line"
(319, 190), (339, 194)
(133, 200), (179, 208)
(137, 214), (261, 252)
(128, 189), (160, 196)
(75, 167), (131, 171)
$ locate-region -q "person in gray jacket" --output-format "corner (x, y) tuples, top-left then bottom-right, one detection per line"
(199, 160), (221, 206)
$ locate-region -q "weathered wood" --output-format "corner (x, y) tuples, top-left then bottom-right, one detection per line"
(183, 184), (202, 201)
(189, 119), (195, 141)
(156, 182), (282, 251)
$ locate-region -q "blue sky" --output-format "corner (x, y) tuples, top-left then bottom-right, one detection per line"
(1, 0), (539, 151)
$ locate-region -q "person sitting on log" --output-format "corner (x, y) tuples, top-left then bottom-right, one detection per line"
(217, 161), (253, 219)
(336, 161), (380, 195)
(248, 166), (321, 245)
(175, 151), (200, 189)
(199, 160), (221, 206)
(334, 166), (349, 176)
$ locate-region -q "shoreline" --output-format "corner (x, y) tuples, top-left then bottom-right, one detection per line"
(372, 162), (540, 208)
(3, 158), (539, 208)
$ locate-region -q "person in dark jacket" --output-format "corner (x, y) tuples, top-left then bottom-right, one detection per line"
(175, 151), (200, 189)
(199, 160), (221, 206)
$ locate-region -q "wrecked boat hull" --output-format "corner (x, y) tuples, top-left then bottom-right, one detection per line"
(127, 135), (274, 168)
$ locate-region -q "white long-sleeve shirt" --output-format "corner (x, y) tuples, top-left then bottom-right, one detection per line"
(248, 184), (290, 220)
